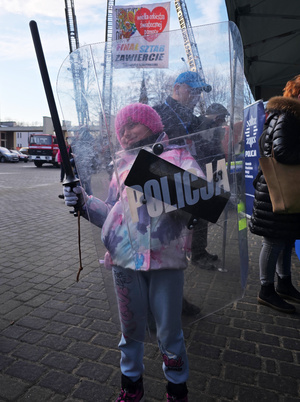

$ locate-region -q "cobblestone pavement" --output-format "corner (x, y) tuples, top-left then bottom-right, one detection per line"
(0, 162), (299, 402)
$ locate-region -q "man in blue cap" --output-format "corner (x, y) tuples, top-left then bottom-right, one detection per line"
(154, 71), (212, 140)
(154, 72), (218, 316)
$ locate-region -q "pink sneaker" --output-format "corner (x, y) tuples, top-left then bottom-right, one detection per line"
(115, 376), (144, 402)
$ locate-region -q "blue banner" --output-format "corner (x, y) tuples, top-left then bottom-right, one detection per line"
(244, 100), (265, 216)
(296, 240), (300, 261)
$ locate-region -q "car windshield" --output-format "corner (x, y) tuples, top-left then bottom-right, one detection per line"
(0, 147), (10, 153)
(29, 135), (52, 145)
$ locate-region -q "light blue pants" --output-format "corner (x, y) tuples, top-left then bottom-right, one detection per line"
(259, 237), (295, 285)
(112, 266), (189, 384)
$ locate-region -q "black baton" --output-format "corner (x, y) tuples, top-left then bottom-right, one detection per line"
(29, 20), (79, 187)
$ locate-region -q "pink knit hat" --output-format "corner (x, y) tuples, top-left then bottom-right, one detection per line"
(115, 103), (164, 143)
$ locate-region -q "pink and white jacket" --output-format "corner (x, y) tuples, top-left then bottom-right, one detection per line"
(83, 132), (204, 271)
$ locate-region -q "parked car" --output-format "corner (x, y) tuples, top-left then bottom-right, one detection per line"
(19, 147), (29, 155)
(0, 147), (19, 163)
(10, 149), (29, 163)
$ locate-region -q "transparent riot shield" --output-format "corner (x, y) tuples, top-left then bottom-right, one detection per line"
(57, 21), (247, 341)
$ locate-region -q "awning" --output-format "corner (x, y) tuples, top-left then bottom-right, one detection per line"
(225, 0), (300, 101)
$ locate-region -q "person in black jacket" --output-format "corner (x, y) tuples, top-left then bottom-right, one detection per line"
(154, 72), (219, 271)
(249, 74), (300, 313)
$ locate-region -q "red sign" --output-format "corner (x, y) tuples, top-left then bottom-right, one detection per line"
(135, 7), (168, 42)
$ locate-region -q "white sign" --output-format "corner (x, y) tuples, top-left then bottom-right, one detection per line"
(112, 2), (170, 69)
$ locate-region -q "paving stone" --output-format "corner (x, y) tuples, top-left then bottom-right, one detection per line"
(0, 375), (29, 400)
(1, 164), (300, 401)
(89, 320), (120, 335)
(41, 351), (80, 372)
(189, 356), (222, 376)
(283, 337), (300, 351)
(4, 305), (34, 322)
(265, 323), (300, 339)
(224, 364), (257, 384)
(12, 343), (48, 361)
(208, 377), (236, 399)
(188, 342), (221, 359)
(28, 274), (52, 284)
(43, 321), (70, 335)
(53, 312), (84, 326)
(80, 317), (94, 328)
(1, 299), (23, 315)
(216, 324), (242, 338)
(39, 370), (79, 394)
(0, 289), (16, 303)
(0, 336), (20, 353)
(263, 360), (276, 375)
(279, 361), (300, 379)
(16, 315), (49, 330)
(64, 326), (95, 342)
(20, 329), (46, 344)
(92, 333), (119, 349)
(33, 283), (53, 291)
(66, 304), (91, 315)
(17, 386), (60, 402)
(5, 360), (46, 382)
(86, 308), (112, 321)
(38, 334), (72, 351)
(258, 372), (299, 396)
(75, 361), (113, 382)
(223, 349), (262, 370)
(244, 329), (281, 346)
(25, 293), (54, 307)
(192, 330), (227, 346)
(0, 354), (15, 370)
(67, 342), (104, 360)
(1, 324), (29, 339)
(72, 380), (114, 402)
(101, 349), (121, 368)
(238, 385), (279, 402)
(232, 317), (263, 331)
(229, 338), (256, 354)
(259, 344), (293, 362)
(14, 289), (42, 302)
(30, 306), (58, 319)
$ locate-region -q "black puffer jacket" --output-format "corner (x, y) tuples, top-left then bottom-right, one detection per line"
(249, 96), (300, 239)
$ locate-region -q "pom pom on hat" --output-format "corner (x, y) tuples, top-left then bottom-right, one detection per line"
(115, 103), (164, 142)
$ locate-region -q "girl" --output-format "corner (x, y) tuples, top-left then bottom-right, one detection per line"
(64, 103), (204, 401)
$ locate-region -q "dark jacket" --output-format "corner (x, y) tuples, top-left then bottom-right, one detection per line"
(153, 96), (213, 166)
(249, 96), (300, 239)
(153, 96), (211, 139)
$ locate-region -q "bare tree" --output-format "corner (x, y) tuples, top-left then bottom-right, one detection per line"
(146, 70), (176, 106)
(244, 76), (255, 106)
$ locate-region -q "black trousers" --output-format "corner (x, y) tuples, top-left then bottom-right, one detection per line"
(191, 219), (208, 261)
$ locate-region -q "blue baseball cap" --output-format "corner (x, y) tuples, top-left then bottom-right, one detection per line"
(175, 71), (212, 92)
